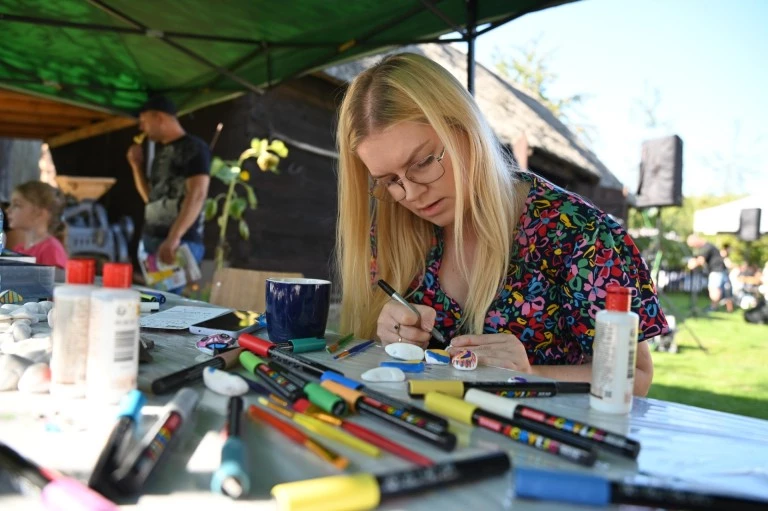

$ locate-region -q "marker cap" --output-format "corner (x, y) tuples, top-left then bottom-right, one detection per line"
(238, 334), (272, 357)
(169, 387), (201, 422)
(514, 467), (610, 506)
(320, 380), (362, 412)
(218, 347), (245, 369)
(319, 371), (363, 390)
(303, 382), (347, 416)
(409, 380), (464, 397)
(272, 473), (380, 511)
(117, 390), (146, 422)
(211, 437), (250, 498)
(65, 259), (96, 285)
(464, 389), (519, 418)
(424, 392), (476, 425)
(239, 351), (266, 373)
(289, 337), (327, 353)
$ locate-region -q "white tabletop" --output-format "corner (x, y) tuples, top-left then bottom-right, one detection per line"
(1, 293), (767, 510)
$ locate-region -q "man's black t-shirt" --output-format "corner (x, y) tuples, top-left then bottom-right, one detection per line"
(143, 134), (211, 244)
(699, 243), (726, 272)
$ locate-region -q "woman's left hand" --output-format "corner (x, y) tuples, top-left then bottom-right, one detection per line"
(448, 333), (532, 373)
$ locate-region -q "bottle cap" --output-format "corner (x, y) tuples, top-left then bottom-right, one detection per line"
(66, 259), (96, 284)
(605, 285), (631, 312)
(102, 263), (133, 288)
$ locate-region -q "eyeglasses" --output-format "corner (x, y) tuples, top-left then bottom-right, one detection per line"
(369, 147), (446, 202)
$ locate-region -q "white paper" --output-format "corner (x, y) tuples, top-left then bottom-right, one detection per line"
(139, 306), (229, 330)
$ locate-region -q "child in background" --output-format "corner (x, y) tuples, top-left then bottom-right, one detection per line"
(7, 181), (68, 269)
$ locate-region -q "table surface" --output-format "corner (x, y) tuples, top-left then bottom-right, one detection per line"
(2, 292), (768, 510)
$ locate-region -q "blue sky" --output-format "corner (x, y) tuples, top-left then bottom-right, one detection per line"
(470, 0), (768, 197)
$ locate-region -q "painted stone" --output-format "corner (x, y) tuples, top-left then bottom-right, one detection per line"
(202, 367), (249, 396)
(361, 366), (406, 382)
(507, 376), (528, 383)
(451, 349), (478, 371)
(0, 354), (34, 391)
(384, 342), (424, 361)
(424, 349), (451, 365)
(18, 363), (51, 393)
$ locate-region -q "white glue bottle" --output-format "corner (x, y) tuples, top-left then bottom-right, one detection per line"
(86, 263), (140, 404)
(590, 285), (639, 414)
(50, 259), (96, 398)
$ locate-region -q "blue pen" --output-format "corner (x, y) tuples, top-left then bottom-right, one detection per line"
(333, 339), (376, 360)
(88, 390), (146, 496)
(211, 396), (250, 499)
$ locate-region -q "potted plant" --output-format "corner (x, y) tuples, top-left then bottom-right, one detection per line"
(204, 138), (289, 271)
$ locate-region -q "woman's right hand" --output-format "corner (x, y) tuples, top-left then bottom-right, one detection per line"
(376, 300), (436, 349)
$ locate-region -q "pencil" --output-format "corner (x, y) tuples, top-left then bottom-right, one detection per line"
(246, 405), (348, 470)
(333, 339), (376, 360)
(326, 333), (355, 354)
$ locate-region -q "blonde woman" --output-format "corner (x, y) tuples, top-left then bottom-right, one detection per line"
(335, 53), (667, 395)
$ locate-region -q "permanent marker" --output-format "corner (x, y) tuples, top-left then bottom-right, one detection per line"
(150, 348), (244, 395)
(88, 390), (146, 496)
(0, 442), (119, 511)
(112, 388), (200, 494)
(408, 379), (590, 398)
(377, 279), (447, 344)
(239, 334), (340, 378)
(515, 466), (768, 510)
(267, 360), (348, 416)
(465, 389), (640, 459)
(424, 392), (596, 466)
(211, 396), (249, 499)
(322, 380), (456, 452)
(239, 352), (304, 403)
(271, 451), (510, 511)
(321, 372), (449, 435)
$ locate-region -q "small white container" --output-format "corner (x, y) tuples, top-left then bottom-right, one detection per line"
(49, 259), (96, 398)
(590, 286), (639, 414)
(86, 263), (140, 404)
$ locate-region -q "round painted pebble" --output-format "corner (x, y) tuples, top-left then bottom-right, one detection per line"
(451, 349), (478, 371)
(384, 342), (424, 361)
(202, 367), (249, 396)
(361, 367), (406, 382)
(425, 349), (451, 365)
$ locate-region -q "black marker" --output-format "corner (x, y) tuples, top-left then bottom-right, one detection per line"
(111, 388), (200, 495)
(239, 333), (341, 378)
(271, 451), (510, 510)
(267, 360), (348, 416)
(408, 379), (590, 398)
(88, 390), (146, 496)
(211, 396), (249, 499)
(150, 348), (244, 395)
(377, 279), (447, 344)
(516, 466), (768, 510)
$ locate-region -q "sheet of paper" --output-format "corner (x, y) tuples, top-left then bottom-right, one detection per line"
(139, 305), (229, 330)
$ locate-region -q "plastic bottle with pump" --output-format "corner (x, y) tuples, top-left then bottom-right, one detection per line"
(86, 263), (140, 404)
(50, 259), (97, 398)
(590, 285), (639, 414)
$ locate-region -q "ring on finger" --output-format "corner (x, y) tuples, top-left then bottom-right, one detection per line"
(397, 335), (403, 343)
(394, 323), (400, 333)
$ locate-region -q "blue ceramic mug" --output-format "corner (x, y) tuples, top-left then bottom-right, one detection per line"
(265, 278), (331, 342)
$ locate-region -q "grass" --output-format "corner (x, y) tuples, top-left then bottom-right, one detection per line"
(647, 292), (768, 420)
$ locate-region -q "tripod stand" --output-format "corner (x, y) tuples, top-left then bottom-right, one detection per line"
(647, 212), (709, 354)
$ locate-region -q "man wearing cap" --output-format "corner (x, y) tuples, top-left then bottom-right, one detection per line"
(126, 96), (210, 266)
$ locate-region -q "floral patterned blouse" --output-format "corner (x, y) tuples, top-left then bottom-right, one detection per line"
(372, 172), (668, 365)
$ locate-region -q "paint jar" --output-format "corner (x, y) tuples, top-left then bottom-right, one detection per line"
(86, 263), (140, 404)
(590, 286), (639, 414)
(50, 259), (96, 398)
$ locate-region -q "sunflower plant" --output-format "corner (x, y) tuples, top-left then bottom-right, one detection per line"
(204, 138), (288, 271)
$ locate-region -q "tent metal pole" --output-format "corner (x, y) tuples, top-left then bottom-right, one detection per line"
(466, 0), (477, 95)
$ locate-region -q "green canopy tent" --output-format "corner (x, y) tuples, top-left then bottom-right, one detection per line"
(0, 0), (577, 144)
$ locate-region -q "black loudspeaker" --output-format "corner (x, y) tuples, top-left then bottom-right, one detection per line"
(635, 135), (683, 208)
(739, 208), (762, 241)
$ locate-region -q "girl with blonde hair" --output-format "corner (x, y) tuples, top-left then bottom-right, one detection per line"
(336, 53), (667, 395)
(7, 180), (68, 269)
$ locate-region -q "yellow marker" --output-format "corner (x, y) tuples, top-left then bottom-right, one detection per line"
(292, 414), (380, 458)
(407, 380), (466, 398)
(272, 473), (380, 511)
(258, 396), (294, 419)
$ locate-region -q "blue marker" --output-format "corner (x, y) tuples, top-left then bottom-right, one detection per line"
(88, 390), (146, 496)
(211, 396), (250, 499)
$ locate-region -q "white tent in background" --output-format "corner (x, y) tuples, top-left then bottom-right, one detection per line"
(693, 196), (768, 235)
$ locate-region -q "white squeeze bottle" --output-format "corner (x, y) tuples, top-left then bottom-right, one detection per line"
(86, 262), (140, 404)
(590, 285), (639, 414)
(50, 258), (96, 398)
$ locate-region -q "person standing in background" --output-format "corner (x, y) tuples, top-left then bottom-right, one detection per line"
(126, 96), (210, 266)
(687, 234), (733, 312)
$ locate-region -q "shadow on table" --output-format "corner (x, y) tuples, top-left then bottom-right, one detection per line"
(649, 384), (768, 421)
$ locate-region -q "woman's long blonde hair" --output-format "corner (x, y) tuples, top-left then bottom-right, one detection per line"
(336, 53), (528, 338)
